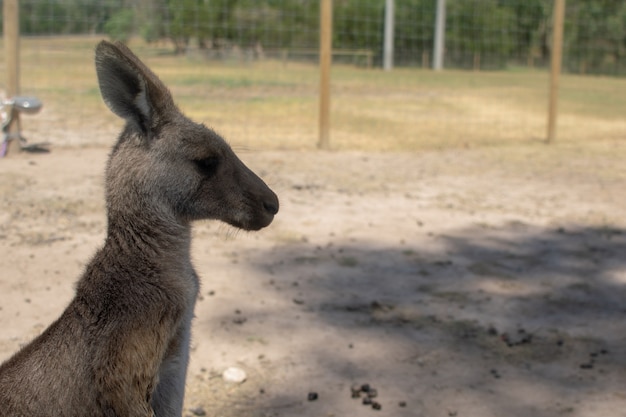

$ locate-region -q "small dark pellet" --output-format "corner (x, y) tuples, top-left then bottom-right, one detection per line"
(307, 392), (318, 401)
(371, 401), (382, 411)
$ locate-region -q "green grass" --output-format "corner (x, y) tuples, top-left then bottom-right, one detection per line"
(1, 36), (624, 151)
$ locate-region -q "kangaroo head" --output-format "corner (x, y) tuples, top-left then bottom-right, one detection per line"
(95, 41), (278, 231)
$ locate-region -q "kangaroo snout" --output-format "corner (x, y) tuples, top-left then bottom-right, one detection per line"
(234, 171), (279, 231)
(224, 154), (279, 231)
(264, 196), (279, 216)
(256, 186), (279, 229)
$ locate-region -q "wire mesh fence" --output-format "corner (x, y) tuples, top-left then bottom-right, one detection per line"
(1, 0), (625, 151)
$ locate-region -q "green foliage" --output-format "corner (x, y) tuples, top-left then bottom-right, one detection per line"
(333, 0), (437, 66)
(5, 0), (626, 75)
(501, 0), (549, 59)
(167, 0), (214, 51)
(395, 0), (437, 65)
(16, 0), (123, 35)
(334, 0), (383, 51)
(565, 0), (626, 75)
(139, 18), (164, 44)
(447, 0), (515, 69)
(19, 1), (67, 34)
(136, 0), (169, 44)
(104, 10), (134, 43)
(166, 0), (318, 52)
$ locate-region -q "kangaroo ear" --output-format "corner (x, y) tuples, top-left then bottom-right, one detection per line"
(95, 40), (175, 136)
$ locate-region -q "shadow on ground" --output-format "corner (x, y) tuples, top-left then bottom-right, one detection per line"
(193, 222), (626, 417)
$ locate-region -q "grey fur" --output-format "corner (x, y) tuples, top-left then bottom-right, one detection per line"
(0, 41), (278, 417)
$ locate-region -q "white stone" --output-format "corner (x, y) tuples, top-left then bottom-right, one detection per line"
(222, 366), (247, 383)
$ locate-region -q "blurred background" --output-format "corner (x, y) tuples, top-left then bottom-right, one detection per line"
(1, 4), (626, 415)
(0, 0), (625, 150)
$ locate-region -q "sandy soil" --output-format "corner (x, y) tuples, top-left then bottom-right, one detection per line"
(1, 142), (626, 417)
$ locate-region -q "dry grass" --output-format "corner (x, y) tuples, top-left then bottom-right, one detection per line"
(1, 36), (625, 151)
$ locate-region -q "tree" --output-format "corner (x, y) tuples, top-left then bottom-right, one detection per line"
(565, 0), (626, 74)
(135, 0), (169, 44)
(104, 9), (134, 43)
(230, 0), (318, 49)
(500, 0), (549, 64)
(166, 0), (240, 52)
(446, 0), (515, 69)
(334, 0), (383, 59)
(395, 0), (437, 66)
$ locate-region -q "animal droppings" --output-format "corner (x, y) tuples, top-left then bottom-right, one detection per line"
(351, 382), (384, 410)
(490, 369), (502, 379)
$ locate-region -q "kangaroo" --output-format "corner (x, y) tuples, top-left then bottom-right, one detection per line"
(0, 40), (278, 417)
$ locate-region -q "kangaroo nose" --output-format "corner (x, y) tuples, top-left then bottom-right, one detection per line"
(263, 199), (279, 216)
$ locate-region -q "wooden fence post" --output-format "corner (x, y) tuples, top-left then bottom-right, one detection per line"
(3, 0), (21, 155)
(547, 0), (566, 143)
(318, 0), (332, 150)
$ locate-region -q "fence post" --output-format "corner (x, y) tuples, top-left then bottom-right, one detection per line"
(383, 0), (394, 71)
(3, 0), (21, 155)
(547, 0), (566, 143)
(318, 0), (332, 150)
(433, 0), (446, 71)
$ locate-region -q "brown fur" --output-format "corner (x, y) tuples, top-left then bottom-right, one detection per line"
(0, 41), (278, 417)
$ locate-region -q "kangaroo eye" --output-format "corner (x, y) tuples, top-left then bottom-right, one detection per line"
(195, 156), (220, 176)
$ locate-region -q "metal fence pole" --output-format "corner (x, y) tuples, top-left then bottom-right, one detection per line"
(383, 0), (394, 71)
(433, 0), (446, 71)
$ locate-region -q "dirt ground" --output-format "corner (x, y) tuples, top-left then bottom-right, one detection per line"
(1, 141), (626, 417)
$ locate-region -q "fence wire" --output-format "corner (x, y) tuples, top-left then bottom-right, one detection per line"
(0, 0), (624, 150)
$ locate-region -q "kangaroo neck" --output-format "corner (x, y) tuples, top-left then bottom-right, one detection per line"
(105, 206), (191, 262)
